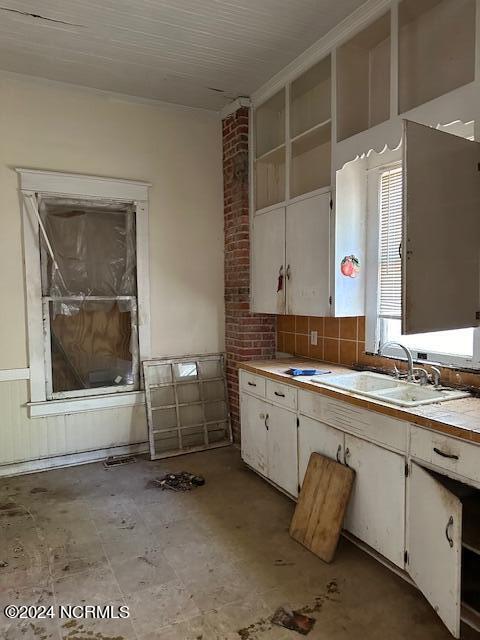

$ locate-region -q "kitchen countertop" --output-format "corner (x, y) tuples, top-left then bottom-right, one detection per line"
(239, 358), (480, 445)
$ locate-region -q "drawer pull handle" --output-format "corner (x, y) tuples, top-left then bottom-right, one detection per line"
(247, 382), (257, 387)
(274, 391), (285, 398)
(445, 516), (454, 548)
(264, 414), (269, 430)
(344, 447), (350, 467)
(336, 445), (342, 463)
(433, 447), (459, 461)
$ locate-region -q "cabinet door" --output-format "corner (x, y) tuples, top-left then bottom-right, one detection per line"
(407, 462), (462, 638)
(240, 393), (268, 477)
(285, 192), (330, 316)
(266, 403), (298, 497)
(298, 415), (344, 487)
(403, 120), (480, 333)
(344, 434), (405, 568)
(252, 207), (286, 314)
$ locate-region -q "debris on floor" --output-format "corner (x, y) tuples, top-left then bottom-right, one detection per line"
(150, 471), (205, 492)
(103, 454), (136, 469)
(271, 606), (316, 635)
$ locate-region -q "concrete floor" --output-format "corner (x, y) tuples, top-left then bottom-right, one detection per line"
(0, 446), (477, 640)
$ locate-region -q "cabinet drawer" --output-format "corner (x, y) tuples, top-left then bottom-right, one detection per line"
(298, 390), (325, 421)
(410, 425), (480, 485)
(266, 379), (297, 410)
(323, 397), (407, 452)
(239, 370), (266, 398)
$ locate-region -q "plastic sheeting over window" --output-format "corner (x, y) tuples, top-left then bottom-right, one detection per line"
(37, 196), (139, 397)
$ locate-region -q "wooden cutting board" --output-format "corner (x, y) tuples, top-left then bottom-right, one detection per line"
(290, 452), (355, 563)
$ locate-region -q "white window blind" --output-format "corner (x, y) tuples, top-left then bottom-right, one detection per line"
(378, 167), (403, 319)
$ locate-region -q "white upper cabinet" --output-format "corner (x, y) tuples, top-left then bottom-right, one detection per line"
(407, 462), (462, 638)
(251, 207), (285, 314)
(402, 120), (480, 333)
(251, 0), (480, 319)
(286, 192), (330, 316)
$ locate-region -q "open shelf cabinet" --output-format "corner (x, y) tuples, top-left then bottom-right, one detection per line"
(290, 56), (331, 139)
(255, 145), (286, 211)
(398, 0), (476, 114)
(336, 12), (391, 141)
(290, 121), (331, 198)
(255, 89), (285, 158)
(254, 89), (286, 210)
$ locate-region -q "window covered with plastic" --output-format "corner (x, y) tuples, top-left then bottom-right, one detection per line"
(38, 197), (139, 398)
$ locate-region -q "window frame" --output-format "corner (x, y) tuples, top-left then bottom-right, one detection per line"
(18, 169), (151, 416)
(365, 159), (480, 370)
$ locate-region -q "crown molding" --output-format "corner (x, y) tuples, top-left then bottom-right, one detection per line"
(221, 97), (252, 119)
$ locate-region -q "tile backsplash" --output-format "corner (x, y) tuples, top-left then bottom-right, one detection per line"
(277, 315), (480, 391)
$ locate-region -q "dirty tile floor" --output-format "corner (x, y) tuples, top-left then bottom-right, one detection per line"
(0, 446), (476, 640)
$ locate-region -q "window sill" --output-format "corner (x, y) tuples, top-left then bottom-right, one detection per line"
(28, 390), (145, 418)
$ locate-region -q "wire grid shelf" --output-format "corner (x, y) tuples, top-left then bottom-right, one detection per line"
(143, 353), (232, 460)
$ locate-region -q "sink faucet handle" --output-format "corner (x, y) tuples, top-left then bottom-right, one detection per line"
(430, 366), (442, 388)
(412, 367), (429, 385)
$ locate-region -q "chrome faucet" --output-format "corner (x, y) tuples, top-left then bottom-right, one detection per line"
(378, 341), (414, 381)
(378, 342), (442, 387)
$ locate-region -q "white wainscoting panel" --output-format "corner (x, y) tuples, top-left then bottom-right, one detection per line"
(0, 380), (148, 468)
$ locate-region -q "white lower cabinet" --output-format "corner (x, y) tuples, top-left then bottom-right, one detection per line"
(298, 415), (344, 486)
(240, 393), (268, 476)
(240, 391), (298, 497)
(343, 434), (406, 569)
(240, 377), (480, 638)
(407, 462), (463, 638)
(266, 403), (299, 497)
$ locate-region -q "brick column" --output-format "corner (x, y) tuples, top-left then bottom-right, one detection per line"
(223, 103), (276, 442)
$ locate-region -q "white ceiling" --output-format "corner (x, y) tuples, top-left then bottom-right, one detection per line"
(0, 0), (367, 110)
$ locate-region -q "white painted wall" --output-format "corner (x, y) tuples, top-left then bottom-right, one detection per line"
(0, 73), (224, 471)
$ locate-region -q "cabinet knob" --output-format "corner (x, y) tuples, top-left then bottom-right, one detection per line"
(336, 445), (342, 463)
(344, 447), (350, 467)
(264, 414), (269, 430)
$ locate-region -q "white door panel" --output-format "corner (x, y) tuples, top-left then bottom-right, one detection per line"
(267, 403), (298, 497)
(298, 415), (344, 487)
(403, 120), (480, 333)
(286, 193), (330, 316)
(240, 393), (268, 477)
(407, 462), (462, 638)
(344, 434), (405, 568)
(252, 207), (285, 314)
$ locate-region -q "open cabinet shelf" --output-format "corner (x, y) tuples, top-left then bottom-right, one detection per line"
(398, 0), (476, 113)
(255, 145), (286, 210)
(336, 12), (390, 141)
(290, 56), (331, 139)
(255, 89), (286, 159)
(290, 121), (331, 198)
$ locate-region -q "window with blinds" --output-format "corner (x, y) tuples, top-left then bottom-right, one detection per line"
(378, 166), (402, 319)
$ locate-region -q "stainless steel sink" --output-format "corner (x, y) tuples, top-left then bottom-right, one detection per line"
(309, 371), (469, 407)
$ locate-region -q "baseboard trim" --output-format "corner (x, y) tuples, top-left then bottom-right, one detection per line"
(0, 441), (149, 477)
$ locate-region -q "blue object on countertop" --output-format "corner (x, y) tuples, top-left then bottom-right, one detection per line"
(286, 368), (331, 376)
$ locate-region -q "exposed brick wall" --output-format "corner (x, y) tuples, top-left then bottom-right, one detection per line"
(223, 105), (276, 442)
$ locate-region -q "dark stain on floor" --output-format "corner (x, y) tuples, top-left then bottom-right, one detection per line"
(237, 579), (341, 639)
